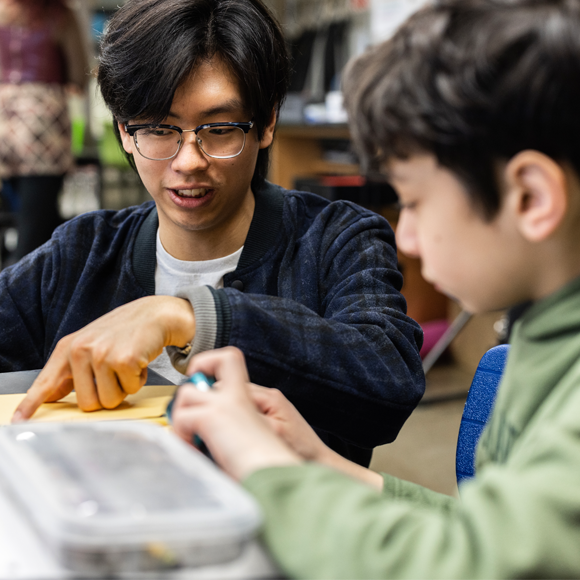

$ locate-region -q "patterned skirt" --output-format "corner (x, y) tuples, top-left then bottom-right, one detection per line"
(0, 82), (73, 178)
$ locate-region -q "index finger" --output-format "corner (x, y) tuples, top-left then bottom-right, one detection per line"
(12, 366), (74, 423)
(186, 347), (250, 386)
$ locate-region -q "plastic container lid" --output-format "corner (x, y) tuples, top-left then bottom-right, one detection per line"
(0, 421), (262, 574)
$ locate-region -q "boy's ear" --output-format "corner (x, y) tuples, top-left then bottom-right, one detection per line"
(504, 150), (568, 242)
(118, 122), (134, 155)
(258, 107), (277, 150)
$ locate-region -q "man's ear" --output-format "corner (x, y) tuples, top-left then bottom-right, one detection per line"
(258, 107), (277, 150)
(118, 122), (134, 155)
(504, 150), (568, 242)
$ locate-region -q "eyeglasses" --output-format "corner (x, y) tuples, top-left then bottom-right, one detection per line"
(124, 121), (254, 161)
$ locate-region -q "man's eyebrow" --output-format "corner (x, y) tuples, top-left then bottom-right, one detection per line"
(168, 99), (247, 121)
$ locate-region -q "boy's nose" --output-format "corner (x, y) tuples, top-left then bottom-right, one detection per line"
(171, 135), (210, 173)
(395, 210), (421, 258)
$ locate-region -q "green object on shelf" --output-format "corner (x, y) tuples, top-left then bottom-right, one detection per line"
(71, 118), (85, 157)
(99, 122), (130, 168)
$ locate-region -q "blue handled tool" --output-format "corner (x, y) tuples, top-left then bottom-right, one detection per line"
(166, 372), (216, 459)
(188, 372), (216, 392)
(187, 373), (215, 457)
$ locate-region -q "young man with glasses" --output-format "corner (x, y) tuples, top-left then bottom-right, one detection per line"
(7, 0), (424, 466)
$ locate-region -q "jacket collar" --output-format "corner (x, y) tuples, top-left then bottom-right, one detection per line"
(132, 180), (285, 294)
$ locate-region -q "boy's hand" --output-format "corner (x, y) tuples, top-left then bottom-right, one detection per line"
(12, 296), (196, 422)
(249, 384), (333, 463)
(175, 347), (383, 489)
(248, 384), (383, 489)
(172, 347), (302, 481)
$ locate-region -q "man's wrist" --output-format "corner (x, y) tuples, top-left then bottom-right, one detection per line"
(166, 286), (219, 374)
(160, 296), (196, 348)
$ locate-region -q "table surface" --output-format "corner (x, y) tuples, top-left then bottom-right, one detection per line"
(0, 370), (282, 580)
(0, 367), (175, 395)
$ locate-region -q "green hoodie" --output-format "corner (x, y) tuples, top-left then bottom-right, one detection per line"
(243, 276), (580, 579)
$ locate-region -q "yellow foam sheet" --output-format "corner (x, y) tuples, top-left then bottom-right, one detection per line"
(0, 384), (177, 425)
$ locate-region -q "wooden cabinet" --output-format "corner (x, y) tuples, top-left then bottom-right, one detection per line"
(269, 124), (357, 190)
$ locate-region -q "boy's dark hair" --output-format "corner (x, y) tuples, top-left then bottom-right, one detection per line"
(344, 0), (580, 219)
(97, 0), (289, 189)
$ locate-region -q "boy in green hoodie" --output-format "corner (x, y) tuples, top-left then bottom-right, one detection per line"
(170, 0), (580, 577)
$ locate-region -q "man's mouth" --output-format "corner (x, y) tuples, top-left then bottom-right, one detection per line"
(173, 188), (211, 198)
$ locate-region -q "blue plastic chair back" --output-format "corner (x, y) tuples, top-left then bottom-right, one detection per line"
(456, 344), (510, 484)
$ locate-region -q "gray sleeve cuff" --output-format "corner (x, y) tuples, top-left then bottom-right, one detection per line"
(166, 285), (217, 374)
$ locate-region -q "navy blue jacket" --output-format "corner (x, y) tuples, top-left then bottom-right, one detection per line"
(0, 181), (424, 465)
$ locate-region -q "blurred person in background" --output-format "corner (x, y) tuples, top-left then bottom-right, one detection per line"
(0, 0), (88, 261)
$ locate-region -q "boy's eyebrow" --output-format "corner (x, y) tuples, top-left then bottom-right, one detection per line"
(382, 168), (393, 182)
(168, 99), (247, 121)
(382, 166), (402, 184)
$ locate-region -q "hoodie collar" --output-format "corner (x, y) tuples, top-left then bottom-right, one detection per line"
(132, 180), (285, 294)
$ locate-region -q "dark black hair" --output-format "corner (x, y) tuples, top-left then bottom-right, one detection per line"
(344, 0), (580, 219)
(97, 0), (290, 189)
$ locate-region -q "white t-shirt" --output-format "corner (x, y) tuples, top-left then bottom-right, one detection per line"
(148, 231), (243, 384)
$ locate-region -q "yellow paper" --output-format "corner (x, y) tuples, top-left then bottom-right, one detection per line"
(0, 384), (177, 425)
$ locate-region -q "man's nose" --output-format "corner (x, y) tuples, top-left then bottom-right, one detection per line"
(171, 134), (210, 172)
(395, 209), (421, 258)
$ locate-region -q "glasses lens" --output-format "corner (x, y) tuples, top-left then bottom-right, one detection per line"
(133, 127), (181, 160)
(197, 126), (246, 158)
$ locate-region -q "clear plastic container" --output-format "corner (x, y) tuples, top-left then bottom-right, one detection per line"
(0, 421), (262, 575)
